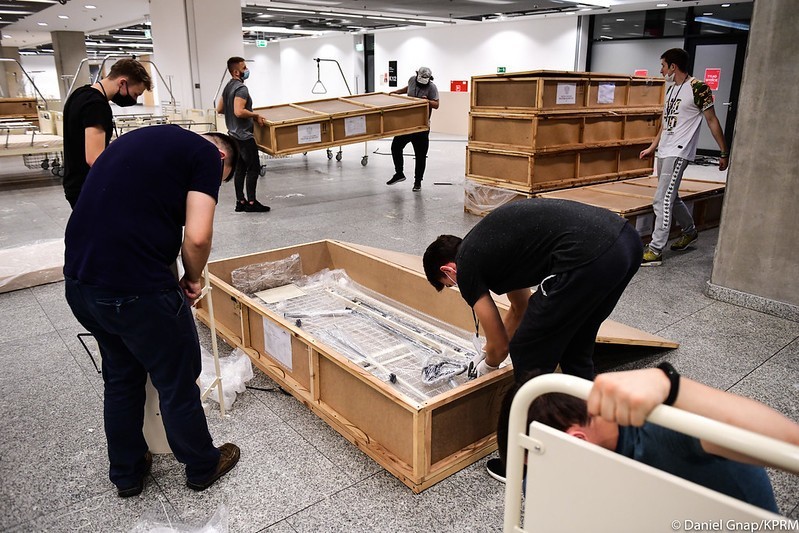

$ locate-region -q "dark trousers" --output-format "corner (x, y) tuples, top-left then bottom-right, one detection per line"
(234, 137), (261, 202)
(65, 278), (220, 488)
(391, 130), (430, 182)
(509, 223), (643, 381)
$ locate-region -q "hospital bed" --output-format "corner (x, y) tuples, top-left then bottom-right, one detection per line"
(504, 373), (799, 533)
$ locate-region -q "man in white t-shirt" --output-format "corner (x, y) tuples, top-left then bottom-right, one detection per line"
(639, 48), (728, 266)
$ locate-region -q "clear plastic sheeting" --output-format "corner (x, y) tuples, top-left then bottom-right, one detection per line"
(463, 178), (527, 217)
(262, 269), (483, 405)
(230, 253), (303, 294)
(130, 502), (228, 533)
(0, 238), (64, 293)
(199, 346), (253, 410)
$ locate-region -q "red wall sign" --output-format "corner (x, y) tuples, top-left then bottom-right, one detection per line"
(451, 80), (468, 92)
(704, 68), (721, 91)
(633, 69), (649, 77)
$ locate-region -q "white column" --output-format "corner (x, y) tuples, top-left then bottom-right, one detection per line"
(150, 0), (243, 111)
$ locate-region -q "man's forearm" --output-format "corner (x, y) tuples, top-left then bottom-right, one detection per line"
(181, 241), (211, 282)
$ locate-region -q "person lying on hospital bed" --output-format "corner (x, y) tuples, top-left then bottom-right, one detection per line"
(494, 365), (799, 512)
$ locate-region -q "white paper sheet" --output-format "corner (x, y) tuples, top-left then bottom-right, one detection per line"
(297, 123), (322, 144)
(263, 318), (292, 370)
(344, 115), (367, 137)
(556, 83), (577, 105)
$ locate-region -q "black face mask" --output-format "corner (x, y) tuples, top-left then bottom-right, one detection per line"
(112, 82), (137, 107)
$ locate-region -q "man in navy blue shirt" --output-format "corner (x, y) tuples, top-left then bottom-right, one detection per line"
(64, 125), (241, 497)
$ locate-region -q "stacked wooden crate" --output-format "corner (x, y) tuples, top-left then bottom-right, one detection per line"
(466, 70), (664, 195)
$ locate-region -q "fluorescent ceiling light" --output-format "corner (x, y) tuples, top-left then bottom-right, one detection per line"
(85, 5), (97, 9)
(365, 16), (409, 22)
(319, 12), (363, 18)
(242, 25), (323, 35)
(466, 0), (514, 4)
(58, 15), (69, 19)
(20, 0), (58, 3)
(656, 3), (668, 6)
(0, 10), (34, 15)
(694, 16), (749, 31)
(266, 8), (315, 15)
(37, 22), (48, 26)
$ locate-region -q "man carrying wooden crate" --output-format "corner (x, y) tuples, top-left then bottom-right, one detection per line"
(639, 48), (729, 266)
(387, 66), (439, 192)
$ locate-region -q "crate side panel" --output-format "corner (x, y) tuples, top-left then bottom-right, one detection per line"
(473, 79), (538, 109)
(319, 356), (415, 465)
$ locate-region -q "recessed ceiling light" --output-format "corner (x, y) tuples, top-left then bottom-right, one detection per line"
(703, 12), (713, 15)
(3, 34), (11, 38)
(616, 18), (625, 21)
(85, 5), (97, 9)
(657, 3), (668, 6)
(37, 22), (48, 26)
(58, 15), (69, 19)
(721, 3), (731, 6)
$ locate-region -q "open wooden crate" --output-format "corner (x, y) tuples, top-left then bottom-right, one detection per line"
(253, 93), (429, 157)
(195, 240), (675, 492)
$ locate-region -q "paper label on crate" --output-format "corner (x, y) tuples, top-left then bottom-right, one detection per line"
(297, 124), (322, 144)
(263, 318), (292, 370)
(556, 83), (577, 105)
(344, 115), (367, 137)
(597, 83), (616, 104)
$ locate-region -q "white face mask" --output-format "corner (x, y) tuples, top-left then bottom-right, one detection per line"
(664, 69), (675, 83)
(444, 271), (457, 288)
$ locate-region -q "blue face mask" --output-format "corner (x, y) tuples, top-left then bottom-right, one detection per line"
(241, 69), (250, 81)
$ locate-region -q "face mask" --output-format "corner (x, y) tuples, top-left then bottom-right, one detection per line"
(112, 82), (137, 107)
(444, 271), (457, 288)
(664, 69), (675, 83)
(241, 70), (250, 81)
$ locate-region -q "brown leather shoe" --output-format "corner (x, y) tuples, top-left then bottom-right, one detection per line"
(186, 443), (240, 491)
(117, 451), (152, 498)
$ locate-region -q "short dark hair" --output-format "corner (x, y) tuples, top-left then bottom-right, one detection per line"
(661, 48), (689, 73)
(203, 132), (239, 182)
(227, 56), (246, 74)
(423, 235), (462, 291)
(496, 371), (589, 471)
(108, 59), (153, 91)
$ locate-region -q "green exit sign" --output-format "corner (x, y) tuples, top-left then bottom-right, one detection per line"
(256, 40), (268, 48)
(497, 66), (506, 74)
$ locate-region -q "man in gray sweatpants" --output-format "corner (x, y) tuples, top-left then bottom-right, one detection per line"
(639, 48), (728, 266)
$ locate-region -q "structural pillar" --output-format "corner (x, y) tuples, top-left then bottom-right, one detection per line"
(150, 0), (243, 111)
(51, 31), (89, 100)
(707, 0), (799, 319)
(0, 46), (23, 98)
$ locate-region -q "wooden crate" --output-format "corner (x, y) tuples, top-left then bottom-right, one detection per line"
(253, 93), (429, 157)
(538, 177), (726, 242)
(0, 97), (39, 126)
(465, 143), (654, 194)
(471, 70), (664, 113)
(469, 109), (661, 153)
(195, 240), (515, 493)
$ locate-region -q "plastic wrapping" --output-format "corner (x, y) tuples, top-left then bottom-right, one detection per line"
(199, 347), (253, 409)
(230, 253), (303, 294)
(129, 503), (227, 533)
(463, 178), (527, 217)
(0, 239), (65, 293)
(262, 269), (488, 404)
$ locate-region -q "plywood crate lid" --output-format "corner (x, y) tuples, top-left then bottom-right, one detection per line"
(255, 104), (324, 123)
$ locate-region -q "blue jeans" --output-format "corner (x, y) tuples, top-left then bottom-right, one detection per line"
(65, 278), (220, 488)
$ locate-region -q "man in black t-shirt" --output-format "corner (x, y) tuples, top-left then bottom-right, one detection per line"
(64, 125), (241, 496)
(62, 58), (152, 208)
(423, 198), (642, 381)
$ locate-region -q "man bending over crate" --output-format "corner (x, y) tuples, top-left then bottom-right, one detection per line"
(64, 125), (241, 497)
(423, 197), (641, 382)
(639, 48), (729, 266)
(495, 366), (799, 511)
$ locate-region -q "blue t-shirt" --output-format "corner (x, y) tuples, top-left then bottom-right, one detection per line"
(64, 125), (222, 292)
(616, 423), (778, 512)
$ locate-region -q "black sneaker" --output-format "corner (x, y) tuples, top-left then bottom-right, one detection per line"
(187, 443), (240, 491)
(486, 457), (506, 483)
(412, 181), (422, 192)
(117, 451), (152, 498)
(244, 200), (271, 213)
(235, 201), (247, 212)
(386, 173), (406, 185)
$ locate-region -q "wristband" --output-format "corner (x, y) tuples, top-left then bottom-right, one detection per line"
(719, 152), (729, 158)
(657, 362), (680, 406)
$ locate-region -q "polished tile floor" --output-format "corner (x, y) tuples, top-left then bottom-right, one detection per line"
(1, 135), (797, 532)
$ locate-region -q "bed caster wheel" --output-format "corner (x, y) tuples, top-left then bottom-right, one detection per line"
(326, 149), (333, 160)
(361, 156), (368, 166)
(335, 151), (342, 162)
(303, 152), (307, 156)
(259, 164), (267, 177)
(41, 159), (50, 170)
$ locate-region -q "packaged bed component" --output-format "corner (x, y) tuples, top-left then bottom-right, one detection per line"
(195, 240), (676, 492)
(252, 93), (429, 157)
